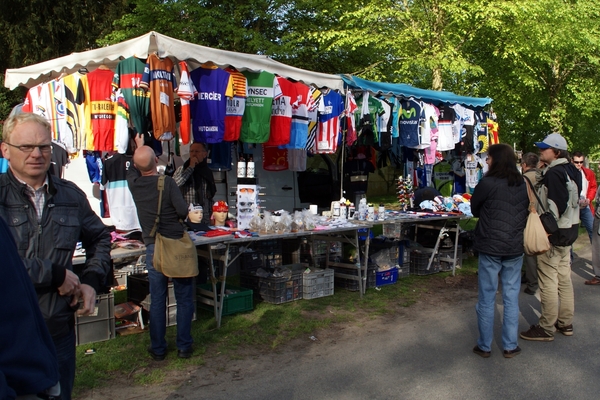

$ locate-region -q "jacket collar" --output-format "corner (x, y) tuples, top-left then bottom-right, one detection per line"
(6, 169), (56, 196)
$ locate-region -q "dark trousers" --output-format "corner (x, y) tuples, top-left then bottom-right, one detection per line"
(54, 329), (75, 400)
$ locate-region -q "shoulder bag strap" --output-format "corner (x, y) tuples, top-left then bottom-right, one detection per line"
(150, 175), (166, 238)
(524, 175), (548, 213)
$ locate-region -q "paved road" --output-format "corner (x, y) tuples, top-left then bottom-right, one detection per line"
(170, 239), (600, 400)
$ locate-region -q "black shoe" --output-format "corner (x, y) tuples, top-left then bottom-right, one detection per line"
(503, 346), (522, 358)
(554, 321), (574, 336)
(524, 287), (536, 295)
(520, 324), (554, 342)
(473, 345), (491, 358)
(178, 348), (193, 359)
(147, 347), (166, 361)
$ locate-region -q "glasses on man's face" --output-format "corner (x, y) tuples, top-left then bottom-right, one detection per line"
(4, 142), (52, 154)
(573, 161), (584, 164)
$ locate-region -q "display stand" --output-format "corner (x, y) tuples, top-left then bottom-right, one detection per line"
(413, 219), (462, 275)
(313, 224), (372, 297)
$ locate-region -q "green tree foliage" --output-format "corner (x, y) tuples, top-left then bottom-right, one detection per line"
(3, 0), (600, 157)
(0, 0), (129, 118)
(100, 0), (286, 55)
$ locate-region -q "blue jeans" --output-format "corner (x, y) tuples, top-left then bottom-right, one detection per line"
(54, 329), (75, 400)
(146, 244), (195, 355)
(580, 206), (593, 243)
(476, 253), (522, 352)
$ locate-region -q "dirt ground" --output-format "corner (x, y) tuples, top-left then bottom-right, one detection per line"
(75, 272), (479, 400)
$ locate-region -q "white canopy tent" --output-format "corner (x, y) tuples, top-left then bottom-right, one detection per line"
(4, 31), (344, 91)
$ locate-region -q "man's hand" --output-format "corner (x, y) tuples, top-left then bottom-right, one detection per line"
(76, 284), (97, 316)
(134, 133), (145, 150)
(189, 156), (199, 168)
(58, 269), (81, 297)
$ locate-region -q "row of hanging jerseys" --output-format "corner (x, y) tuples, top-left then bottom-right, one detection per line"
(21, 55), (350, 159)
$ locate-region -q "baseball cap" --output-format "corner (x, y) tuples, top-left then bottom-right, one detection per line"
(534, 133), (568, 150)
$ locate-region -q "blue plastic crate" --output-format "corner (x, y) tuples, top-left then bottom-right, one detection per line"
(376, 268), (398, 286)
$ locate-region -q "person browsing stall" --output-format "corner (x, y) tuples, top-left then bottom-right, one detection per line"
(521, 152), (540, 295)
(0, 113), (111, 400)
(127, 134), (196, 361)
(571, 151), (596, 243)
(520, 133), (581, 341)
(172, 142), (216, 224)
(470, 144), (529, 359)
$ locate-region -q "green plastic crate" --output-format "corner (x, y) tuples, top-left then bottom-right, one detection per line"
(196, 283), (253, 316)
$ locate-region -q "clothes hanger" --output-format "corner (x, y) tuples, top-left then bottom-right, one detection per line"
(200, 61), (217, 68)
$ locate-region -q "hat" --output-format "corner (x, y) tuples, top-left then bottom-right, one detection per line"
(534, 133), (568, 150)
(212, 200), (229, 212)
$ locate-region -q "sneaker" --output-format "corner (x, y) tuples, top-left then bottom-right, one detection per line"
(503, 346), (522, 358)
(554, 321), (574, 336)
(520, 324), (554, 342)
(472, 345), (491, 358)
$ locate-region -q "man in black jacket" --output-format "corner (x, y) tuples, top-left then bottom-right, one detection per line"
(520, 133), (581, 342)
(128, 134), (195, 361)
(0, 113), (111, 400)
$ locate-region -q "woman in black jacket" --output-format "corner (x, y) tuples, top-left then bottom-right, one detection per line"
(470, 143), (529, 359)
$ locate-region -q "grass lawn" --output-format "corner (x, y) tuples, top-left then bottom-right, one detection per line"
(75, 252), (479, 394)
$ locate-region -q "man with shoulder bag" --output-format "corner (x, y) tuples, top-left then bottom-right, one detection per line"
(520, 133), (581, 342)
(127, 134), (196, 361)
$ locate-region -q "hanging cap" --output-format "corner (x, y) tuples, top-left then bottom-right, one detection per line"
(534, 133), (568, 150)
(213, 200), (229, 212)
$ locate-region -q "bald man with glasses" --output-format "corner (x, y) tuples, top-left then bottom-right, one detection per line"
(0, 113), (111, 400)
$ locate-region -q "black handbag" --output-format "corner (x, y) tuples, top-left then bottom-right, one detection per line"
(524, 176), (559, 235)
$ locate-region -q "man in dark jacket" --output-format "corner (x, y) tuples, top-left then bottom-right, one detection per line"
(0, 216), (60, 400)
(128, 134), (195, 361)
(520, 133), (581, 342)
(0, 113), (111, 400)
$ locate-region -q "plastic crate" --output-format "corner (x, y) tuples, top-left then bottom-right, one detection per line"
(141, 296), (196, 327)
(303, 268), (334, 299)
(333, 264), (376, 291)
(397, 265), (410, 278)
(409, 248), (441, 276)
(376, 268), (398, 286)
(256, 239), (283, 254)
(127, 273), (151, 304)
(113, 270), (129, 287)
(196, 283), (253, 316)
(240, 251), (263, 271)
(369, 238), (400, 271)
(398, 240), (411, 267)
(439, 245), (463, 271)
(259, 264), (304, 304)
(75, 292), (115, 346)
(240, 270), (261, 299)
(382, 221), (404, 239)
